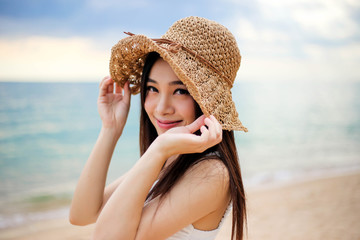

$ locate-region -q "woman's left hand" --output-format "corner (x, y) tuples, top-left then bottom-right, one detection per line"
(153, 115), (222, 158)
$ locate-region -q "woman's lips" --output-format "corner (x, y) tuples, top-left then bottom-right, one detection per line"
(156, 119), (182, 129)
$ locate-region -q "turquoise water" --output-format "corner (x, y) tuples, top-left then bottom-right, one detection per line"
(0, 81), (359, 228)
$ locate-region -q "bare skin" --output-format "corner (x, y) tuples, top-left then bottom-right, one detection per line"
(69, 59), (230, 240)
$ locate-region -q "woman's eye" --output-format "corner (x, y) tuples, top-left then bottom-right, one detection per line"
(146, 86), (158, 93)
(174, 89), (189, 95)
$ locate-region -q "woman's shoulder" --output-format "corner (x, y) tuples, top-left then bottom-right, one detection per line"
(184, 156), (230, 189)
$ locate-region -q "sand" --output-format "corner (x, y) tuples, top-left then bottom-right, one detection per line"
(216, 171), (360, 240)
(1, 171), (359, 240)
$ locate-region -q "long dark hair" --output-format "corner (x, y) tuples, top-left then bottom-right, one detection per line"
(139, 52), (246, 240)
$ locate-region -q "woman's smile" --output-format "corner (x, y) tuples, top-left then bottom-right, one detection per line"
(156, 119), (183, 130)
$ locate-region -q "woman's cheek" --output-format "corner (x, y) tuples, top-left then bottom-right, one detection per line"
(178, 98), (197, 123)
(144, 95), (155, 113)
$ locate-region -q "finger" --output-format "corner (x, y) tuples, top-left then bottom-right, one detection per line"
(204, 116), (212, 126)
(204, 117), (216, 134)
(199, 125), (210, 150)
(107, 81), (114, 94)
(210, 115), (222, 137)
(115, 82), (122, 94)
(99, 77), (113, 97)
(200, 125), (208, 135)
(200, 125), (209, 139)
(123, 81), (131, 104)
(204, 116), (222, 145)
(99, 76), (110, 89)
(185, 115), (206, 133)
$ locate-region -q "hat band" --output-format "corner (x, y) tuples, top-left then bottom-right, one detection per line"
(124, 32), (233, 87)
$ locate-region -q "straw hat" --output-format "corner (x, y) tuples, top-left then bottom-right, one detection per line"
(110, 16), (248, 132)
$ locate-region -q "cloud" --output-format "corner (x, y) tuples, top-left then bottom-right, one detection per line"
(230, 0), (360, 82)
(290, 0), (358, 40)
(239, 43), (360, 82)
(0, 36), (109, 81)
(257, 0), (359, 42)
(0, 0), (358, 82)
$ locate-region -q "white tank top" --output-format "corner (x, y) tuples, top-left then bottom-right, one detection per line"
(166, 203), (232, 240)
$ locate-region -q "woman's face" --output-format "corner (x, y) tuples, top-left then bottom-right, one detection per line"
(144, 58), (196, 135)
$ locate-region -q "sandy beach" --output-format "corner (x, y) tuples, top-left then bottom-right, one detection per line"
(1, 171), (359, 240)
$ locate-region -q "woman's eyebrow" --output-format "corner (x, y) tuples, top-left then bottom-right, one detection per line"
(147, 78), (184, 86)
(147, 78), (157, 84)
(169, 80), (184, 86)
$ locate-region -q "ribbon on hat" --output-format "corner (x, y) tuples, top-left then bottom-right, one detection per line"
(124, 32), (232, 87)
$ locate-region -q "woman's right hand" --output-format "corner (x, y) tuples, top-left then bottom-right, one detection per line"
(97, 76), (131, 136)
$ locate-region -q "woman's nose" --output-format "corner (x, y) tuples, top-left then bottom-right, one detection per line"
(156, 94), (175, 115)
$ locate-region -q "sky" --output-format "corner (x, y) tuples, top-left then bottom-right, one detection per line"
(0, 0), (359, 82)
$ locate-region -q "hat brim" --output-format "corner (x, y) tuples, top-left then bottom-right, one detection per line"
(110, 35), (248, 132)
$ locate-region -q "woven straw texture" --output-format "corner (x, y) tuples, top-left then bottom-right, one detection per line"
(110, 16), (247, 132)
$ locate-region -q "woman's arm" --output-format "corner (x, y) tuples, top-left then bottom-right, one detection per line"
(69, 128), (126, 225)
(93, 115), (224, 240)
(69, 77), (131, 225)
(93, 141), (168, 239)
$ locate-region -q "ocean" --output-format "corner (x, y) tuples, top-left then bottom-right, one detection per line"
(0, 81), (359, 229)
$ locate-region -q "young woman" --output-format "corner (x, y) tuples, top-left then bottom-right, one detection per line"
(70, 16), (248, 240)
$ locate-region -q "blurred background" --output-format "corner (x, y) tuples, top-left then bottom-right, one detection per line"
(0, 0), (359, 230)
